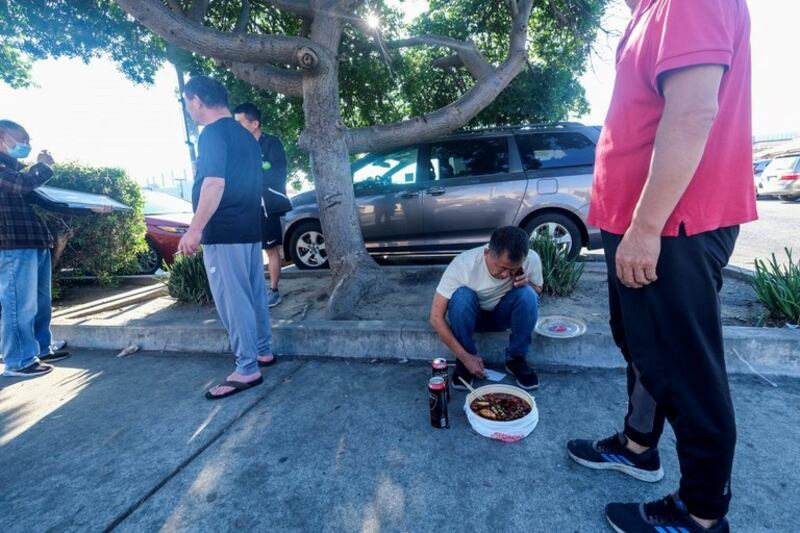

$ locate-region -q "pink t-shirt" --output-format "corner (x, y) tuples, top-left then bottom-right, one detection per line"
(588, 0), (757, 237)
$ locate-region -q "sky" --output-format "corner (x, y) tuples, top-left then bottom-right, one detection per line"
(0, 0), (796, 185)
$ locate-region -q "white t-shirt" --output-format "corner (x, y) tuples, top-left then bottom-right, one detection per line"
(436, 245), (544, 311)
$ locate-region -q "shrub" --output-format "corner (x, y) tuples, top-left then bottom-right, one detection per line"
(752, 248), (800, 325)
(530, 232), (584, 296)
(166, 249), (213, 305)
(40, 163), (147, 282)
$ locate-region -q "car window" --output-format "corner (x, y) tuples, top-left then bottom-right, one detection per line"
(765, 156), (800, 173)
(352, 147), (418, 191)
(754, 160), (770, 173)
(515, 132), (595, 171)
(143, 191), (193, 215)
(429, 137), (509, 180)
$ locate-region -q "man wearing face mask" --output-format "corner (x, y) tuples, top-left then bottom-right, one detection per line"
(0, 119), (71, 378)
(430, 226), (543, 390)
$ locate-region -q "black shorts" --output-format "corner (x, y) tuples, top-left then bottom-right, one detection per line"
(261, 214), (283, 249)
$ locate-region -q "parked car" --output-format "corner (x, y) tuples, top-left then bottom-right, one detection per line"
(753, 158), (771, 198)
(138, 190), (193, 273)
(759, 155), (800, 201)
(283, 122), (602, 269)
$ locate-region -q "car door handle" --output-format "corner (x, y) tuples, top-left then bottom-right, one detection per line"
(399, 191), (420, 199)
(426, 187), (446, 196)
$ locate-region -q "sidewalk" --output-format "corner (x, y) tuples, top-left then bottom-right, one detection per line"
(1, 350), (798, 532)
(48, 264), (800, 377)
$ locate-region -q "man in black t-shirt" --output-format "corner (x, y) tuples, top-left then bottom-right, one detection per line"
(233, 103), (292, 308)
(179, 76), (275, 400)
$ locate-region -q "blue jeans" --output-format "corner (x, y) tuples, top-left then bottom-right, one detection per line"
(0, 249), (53, 371)
(448, 286), (539, 361)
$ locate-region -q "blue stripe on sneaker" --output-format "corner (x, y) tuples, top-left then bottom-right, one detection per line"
(666, 527), (680, 533)
(616, 455), (635, 466)
(654, 527), (668, 533)
(679, 528), (690, 533)
(601, 453), (616, 463)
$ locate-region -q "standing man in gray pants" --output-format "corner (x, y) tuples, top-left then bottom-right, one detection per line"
(178, 76), (275, 400)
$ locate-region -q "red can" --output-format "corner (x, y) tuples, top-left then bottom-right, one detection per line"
(429, 376), (449, 429)
(431, 358), (450, 402)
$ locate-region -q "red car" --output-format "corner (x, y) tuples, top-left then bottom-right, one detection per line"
(139, 190), (193, 273)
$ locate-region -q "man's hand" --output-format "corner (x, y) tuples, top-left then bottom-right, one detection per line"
(37, 150), (54, 167)
(178, 227), (202, 256)
(461, 353), (486, 379)
(90, 205), (113, 214)
(616, 226), (660, 289)
(513, 271), (528, 288)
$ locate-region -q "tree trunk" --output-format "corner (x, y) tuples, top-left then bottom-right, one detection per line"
(300, 19), (387, 320)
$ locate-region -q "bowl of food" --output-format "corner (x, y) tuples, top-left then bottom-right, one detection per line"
(463, 384), (538, 442)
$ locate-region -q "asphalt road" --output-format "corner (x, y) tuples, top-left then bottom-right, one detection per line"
(731, 198), (799, 270)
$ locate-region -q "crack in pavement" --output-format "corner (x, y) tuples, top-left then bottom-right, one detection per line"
(102, 361), (309, 532)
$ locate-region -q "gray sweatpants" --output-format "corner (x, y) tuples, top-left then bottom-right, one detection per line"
(203, 243), (271, 376)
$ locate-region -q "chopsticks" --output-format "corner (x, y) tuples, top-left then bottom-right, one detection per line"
(459, 377), (508, 418)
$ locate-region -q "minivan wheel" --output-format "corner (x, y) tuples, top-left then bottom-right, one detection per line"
(289, 221), (329, 270)
(524, 213), (582, 259)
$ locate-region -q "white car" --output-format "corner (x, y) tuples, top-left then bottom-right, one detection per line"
(760, 155), (800, 201)
(753, 159), (771, 198)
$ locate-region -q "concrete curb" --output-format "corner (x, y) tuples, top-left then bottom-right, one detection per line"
(724, 264), (756, 282)
(52, 319), (799, 377)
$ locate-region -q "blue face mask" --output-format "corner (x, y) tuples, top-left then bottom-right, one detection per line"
(7, 142), (32, 159)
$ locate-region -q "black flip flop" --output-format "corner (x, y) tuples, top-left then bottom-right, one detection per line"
(205, 376), (264, 400)
(258, 355), (277, 368)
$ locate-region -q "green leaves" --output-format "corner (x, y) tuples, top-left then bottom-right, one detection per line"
(753, 248), (800, 325)
(3, 0), (610, 174)
(0, 0), (165, 87)
(530, 231), (584, 296)
(42, 162), (148, 282)
(165, 249), (213, 305)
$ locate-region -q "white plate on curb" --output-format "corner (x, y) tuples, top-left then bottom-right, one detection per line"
(535, 316), (587, 339)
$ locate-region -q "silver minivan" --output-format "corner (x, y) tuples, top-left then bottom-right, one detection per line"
(283, 122), (602, 269)
(760, 154), (800, 201)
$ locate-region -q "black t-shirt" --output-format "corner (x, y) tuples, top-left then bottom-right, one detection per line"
(192, 117), (262, 245)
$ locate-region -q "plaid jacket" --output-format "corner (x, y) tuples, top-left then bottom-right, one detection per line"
(0, 152), (54, 249)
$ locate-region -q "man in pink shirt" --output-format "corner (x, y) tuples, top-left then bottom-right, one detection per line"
(566, 1), (755, 532)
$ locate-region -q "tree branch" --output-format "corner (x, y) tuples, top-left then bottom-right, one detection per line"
(115, 0), (331, 69)
(165, 0), (183, 13)
(387, 35), (494, 80)
(259, 0), (314, 17)
(235, 0), (250, 33)
(227, 61), (303, 98)
(345, 0), (533, 154)
(187, 0), (211, 22)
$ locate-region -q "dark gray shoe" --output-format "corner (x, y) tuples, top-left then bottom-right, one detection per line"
(267, 289), (282, 308)
(39, 350), (72, 363)
(3, 361), (54, 378)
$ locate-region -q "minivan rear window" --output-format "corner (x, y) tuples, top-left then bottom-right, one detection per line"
(515, 132), (595, 171)
(765, 156), (800, 172)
